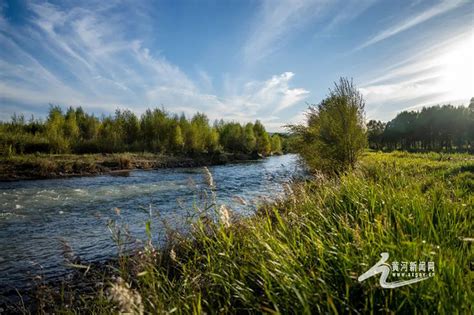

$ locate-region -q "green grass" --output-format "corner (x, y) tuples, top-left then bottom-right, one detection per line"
(45, 152), (474, 313)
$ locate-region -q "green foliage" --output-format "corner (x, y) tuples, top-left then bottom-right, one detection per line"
(254, 120), (272, 156)
(290, 77), (367, 173)
(243, 123), (257, 153)
(45, 106), (70, 153)
(169, 124), (184, 152)
(206, 128), (220, 153)
(270, 134), (282, 154)
(0, 107), (276, 157)
(370, 103), (474, 152)
(366, 119), (385, 150)
(219, 122), (245, 153)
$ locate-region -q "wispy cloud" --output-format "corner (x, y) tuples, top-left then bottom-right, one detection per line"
(226, 72), (309, 116)
(360, 29), (473, 120)
(0, 1), (308, 130)
(243, 0), (378, 63)
(355, 0), (465, 51)
(322, 0), (377, 32)
(242, 0), (328, 63)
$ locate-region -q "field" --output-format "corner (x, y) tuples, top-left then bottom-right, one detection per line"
(14, 151), (474, 313)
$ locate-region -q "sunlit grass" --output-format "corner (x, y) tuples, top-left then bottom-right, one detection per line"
(48, 151), (474, 313)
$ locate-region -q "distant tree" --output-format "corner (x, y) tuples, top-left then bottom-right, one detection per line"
(191, 112), (212, 153)
(378, 104), (473, 152)
(116, 109), (140, 148)
(243, 123), (256, 153)
(64, 107), (80, 141)
(366, 120), (385, 150)
(45, 106), (69, 153)
(169, 124), (184, 152)
(75, 107), (99, 141)
(220, 122), (244, 153)
(184, 123), (199, 154)
(207, 128), (220, 153)
(253, 120), (271, 156)
(98, 116), (123, 152)
(271, 134), (282, 154)
(1, 106), (278, 156)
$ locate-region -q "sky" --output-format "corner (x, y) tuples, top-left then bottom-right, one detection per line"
(0, 0), (473, 131)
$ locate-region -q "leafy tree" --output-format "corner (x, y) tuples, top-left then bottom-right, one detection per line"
(1, 106), (279, 156)
(220, 123), (244, 153)
(116, 109), (140, 147)
(290, 78), (367, 173)
(253, 120), (271, 156)
(271, 134), (282, 154)
(207, 128), (220, 153)
(75, 107), (99, 141)
(243, 123), (256, 153)
(98, 116), (123, 152)
(169, 124), (184, 152)
(366, 120), (385, 150)
(64, 107), (80, 141)
(45, 106), (69, 153)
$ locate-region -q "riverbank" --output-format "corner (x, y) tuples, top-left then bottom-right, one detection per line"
(3, 151), (472, 313)
(0, 152), (268, 181)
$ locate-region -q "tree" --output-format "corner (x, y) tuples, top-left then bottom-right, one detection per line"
(45, 106), (69, 153)
(243, 123), (256, 153)
(116, 109), (140, 148)
(366, 120), (385, 150)
(190, 112), (212, 153)
(64, 107), (80, 141)
(169, 124), (184, 152)
(271, 134), (282, 154)
(289, 77), (367, 173)
(207, 128), (220, 153)
(253, 120), (271, 156)
(219, 122), (244, 153)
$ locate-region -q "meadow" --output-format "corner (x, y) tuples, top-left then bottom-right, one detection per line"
(26, 151), (472, 314)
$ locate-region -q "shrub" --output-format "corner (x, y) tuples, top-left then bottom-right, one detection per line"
(289, 78), (367, 174)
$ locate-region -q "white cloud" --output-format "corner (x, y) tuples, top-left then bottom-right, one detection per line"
(243, 0), (378, 63)
(322, 0), (377, 32)
(242, 0), (329, 63)
(0, 1), (308, 131)
(355, 0), (465, 51)
(360, 30), (474, 120)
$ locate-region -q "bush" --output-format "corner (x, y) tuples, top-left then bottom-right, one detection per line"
(289, 78), (367, 173)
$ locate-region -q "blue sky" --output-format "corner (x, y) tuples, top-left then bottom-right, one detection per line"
(0, 0), (472, 131)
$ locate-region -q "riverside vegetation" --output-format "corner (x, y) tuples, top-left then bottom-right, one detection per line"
(2, 78), (473, 313)
(0, 108), (286, 180)
(17, 151), (473, 314)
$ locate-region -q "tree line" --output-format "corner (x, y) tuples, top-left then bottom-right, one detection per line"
(367, 99), (474, 152)
(0, 106), (283, 156)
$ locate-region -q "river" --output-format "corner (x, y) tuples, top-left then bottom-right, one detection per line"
(0, 154), (301, 295)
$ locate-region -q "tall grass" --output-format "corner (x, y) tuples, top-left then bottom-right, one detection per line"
(50, 152), (474, 313)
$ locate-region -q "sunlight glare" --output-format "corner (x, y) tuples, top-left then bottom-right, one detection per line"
(437, 33), (474, 101)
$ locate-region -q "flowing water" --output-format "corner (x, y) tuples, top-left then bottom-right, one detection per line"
(0, 154), (302, 295)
